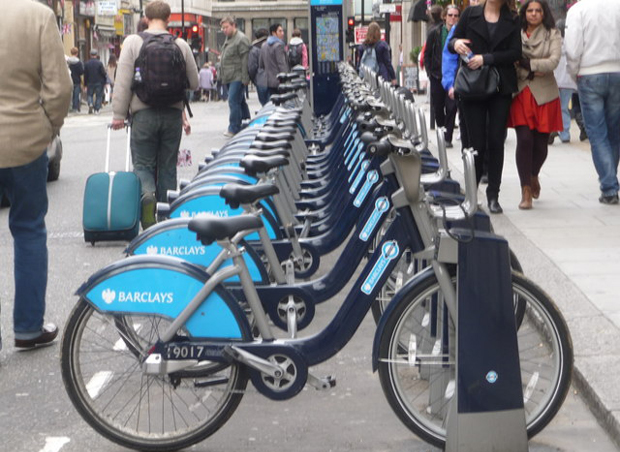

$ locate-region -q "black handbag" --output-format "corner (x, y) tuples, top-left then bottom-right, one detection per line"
(454, 64), (500, 100)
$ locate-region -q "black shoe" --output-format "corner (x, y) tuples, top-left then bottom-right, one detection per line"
(599, 194), (619, 205)
(14, 323), (58, 349)
(548, 131), (558, 145)
(480, 174), (489, 184)
(579, 129), (588, 141)
(88, 106), (93, 114)
(445, 141), (453, 149)
(488, 199), (503, 214)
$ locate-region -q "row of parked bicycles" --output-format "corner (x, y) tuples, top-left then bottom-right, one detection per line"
(60, 63), (573, 451)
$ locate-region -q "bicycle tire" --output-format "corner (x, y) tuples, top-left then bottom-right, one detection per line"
(377, 271), (573, 448)
(61, 299), (248, 452)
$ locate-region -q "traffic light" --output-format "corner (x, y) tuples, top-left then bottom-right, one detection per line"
(346, 17), (355, 43)
(191, 24), (199, 34)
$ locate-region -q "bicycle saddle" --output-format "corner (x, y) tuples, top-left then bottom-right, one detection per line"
(276, 72), (298, 83)
(270, 92), (298, 104)
(188, 215), (264, 245)
(220, 183), (280, 209)
(250, 140), (292, 151)
(260, 125), (297, 135)
(246, 149), (291, 159)
(255, 131), (295, 143)
(240, 155), (289, 176)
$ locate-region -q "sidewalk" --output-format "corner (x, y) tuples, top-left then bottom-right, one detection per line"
(419, 100), (620, 447)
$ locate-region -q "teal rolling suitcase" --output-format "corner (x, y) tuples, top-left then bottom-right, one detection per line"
(83, 126), (141, 245)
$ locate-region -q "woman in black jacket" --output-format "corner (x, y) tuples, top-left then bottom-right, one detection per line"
(449, 0), (521, 214)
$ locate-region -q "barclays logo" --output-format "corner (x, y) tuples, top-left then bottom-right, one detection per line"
(102, 288), (116, 304)
(101, 288), (174, 304)
(146, 245), (206, 256)
(179, 210), (229, 218)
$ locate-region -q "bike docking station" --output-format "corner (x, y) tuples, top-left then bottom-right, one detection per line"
(439, 227), (528, 451)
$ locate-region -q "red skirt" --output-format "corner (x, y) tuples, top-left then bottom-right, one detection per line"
(507, 86), (563, 133)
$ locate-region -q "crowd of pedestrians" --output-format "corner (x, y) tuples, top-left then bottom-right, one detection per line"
(429, 0), (620, 213)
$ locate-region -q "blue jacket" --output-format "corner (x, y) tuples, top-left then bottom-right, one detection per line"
(442, 27), (459, 92)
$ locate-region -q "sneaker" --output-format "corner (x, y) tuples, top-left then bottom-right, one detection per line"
(95, 110), (100, 115)
(599, 194), (619, 205)
(14, 323), (58, 349)
(223, 131), (234, 138)
(141, 192), (157, 229)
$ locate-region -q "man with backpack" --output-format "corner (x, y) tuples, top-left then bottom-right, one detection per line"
(287, 29), (308, 69)
(260, 23), (289, 100)
(84, 49), (107, 114)
(111, 0), (198, 229)
(248, 28), (269, 106)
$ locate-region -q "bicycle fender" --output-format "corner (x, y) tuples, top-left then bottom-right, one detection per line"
(371, 266), (436, 372)
(125, 218), (270, 284)
(166, 186), (281, 240)
(76, 255), (252, 340)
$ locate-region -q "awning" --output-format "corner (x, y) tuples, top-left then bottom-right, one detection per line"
(408, 0), (430, 22)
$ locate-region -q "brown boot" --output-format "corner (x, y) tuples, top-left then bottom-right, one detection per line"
(531, 176), (540, 199)
(519, 186), (533, 210)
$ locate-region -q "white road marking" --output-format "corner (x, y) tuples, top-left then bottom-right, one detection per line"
(39, 437), (70, 452)
(86, 371), (114, 399)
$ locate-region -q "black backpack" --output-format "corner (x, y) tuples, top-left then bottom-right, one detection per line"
(287, 43), (303, 68)
(133, 32), (188, 107)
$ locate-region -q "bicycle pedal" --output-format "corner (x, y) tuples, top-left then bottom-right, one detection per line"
(307, 373), (336, 391)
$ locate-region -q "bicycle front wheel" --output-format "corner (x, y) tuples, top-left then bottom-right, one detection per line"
(61, 299), (248, 452)
(377, 271), (573, 448)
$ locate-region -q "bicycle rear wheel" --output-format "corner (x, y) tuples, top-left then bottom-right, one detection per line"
(377, 271), (573, 448)
(61, 299), (248, 452)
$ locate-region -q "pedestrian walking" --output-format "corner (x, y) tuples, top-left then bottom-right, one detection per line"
(248, 28), (269, 106)
(199, 63), (214, 102)
(111, 0), (199, 228)
(84, 49), (107, 114)
(549, 18), (577, 145)
(425, 5), (460, 148)
(260, 23), (289, 100)
(565, 0), (620, 205)
(507, 0), (562, 210)
(449, 0), (521, 214)
(105, 53), (117, 104)
(0, 0), (72, 350)
(357, 22), (397, 85)
(219, 16), (251, 137)
(67, 47), (84, 112)
(287, 28), (308, 69)
(442, 0), (481, 150)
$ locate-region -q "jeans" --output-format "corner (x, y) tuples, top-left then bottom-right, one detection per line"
(227, 81), (250, 134)
(256, 85), (270, 106)
(131, 108), (183, 202)
(578, 73), (620, 196)
(558, 88), (576, 142)
(0, 152), (49, 339)
(72, 83), (81, 111)
(87, 82), (104, 111)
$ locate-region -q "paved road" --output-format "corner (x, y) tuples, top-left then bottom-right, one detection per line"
(0, 99), (617, 452)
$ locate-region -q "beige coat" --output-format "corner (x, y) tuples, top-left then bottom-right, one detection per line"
(516, 26), (562, 105)
(113, 30), (199, 121)
(0, 1), (72, 168)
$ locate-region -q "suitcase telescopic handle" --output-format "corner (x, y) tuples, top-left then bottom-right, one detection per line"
(105, 123), (132, 173)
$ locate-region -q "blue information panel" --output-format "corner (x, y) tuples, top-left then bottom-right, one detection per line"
(310, 2), (343, 115)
